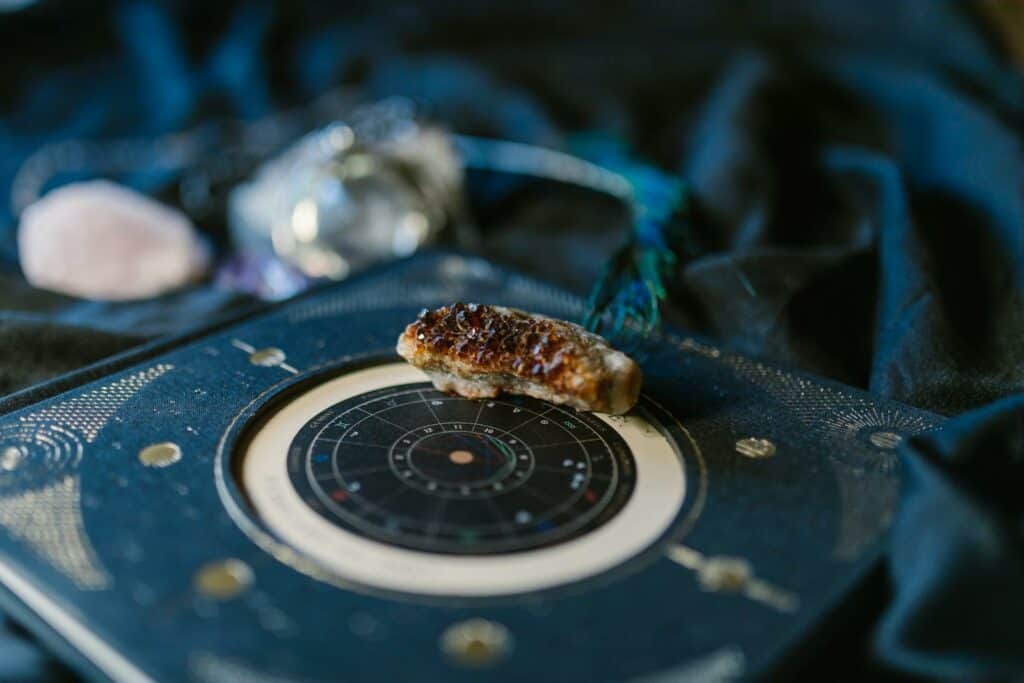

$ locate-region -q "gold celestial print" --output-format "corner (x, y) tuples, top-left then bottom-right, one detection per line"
(734, 437), (776, 459)
(195, 559), (253, 600)
(138, 442), (182, 468)
(666, 545), (798, 613)
(725, 356), (933, 452)
(0, 365), (175, 589)
(231, 340), (298, 375)
(22, 364), (173, 443)
(0, 475), (110, 590)
(0, 446), (24, 471)
(629, 647), (746, 683)
(248, 348), (286, 367)
(440, 619), (513, 668)
(868, 430), (903, 450)
(190, 653), (305, 683)
(722, 354), (940, 560)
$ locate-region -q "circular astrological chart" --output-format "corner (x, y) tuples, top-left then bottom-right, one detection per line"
(240, 363), (687, 597)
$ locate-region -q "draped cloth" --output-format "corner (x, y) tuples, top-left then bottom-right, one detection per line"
(0, 2), (1021, 680)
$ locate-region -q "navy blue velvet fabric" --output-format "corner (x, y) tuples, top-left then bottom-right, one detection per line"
(880, 396), (1024, 680)
(0, 1), (1021, 680)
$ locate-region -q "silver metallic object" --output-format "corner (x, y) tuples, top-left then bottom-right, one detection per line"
(228, 100), (464, 280)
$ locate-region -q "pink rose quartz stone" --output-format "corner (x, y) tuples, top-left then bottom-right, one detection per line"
(17, 180), (210, 301)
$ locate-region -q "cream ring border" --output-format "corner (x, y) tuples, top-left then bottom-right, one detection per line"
(241, 362), (685, 597)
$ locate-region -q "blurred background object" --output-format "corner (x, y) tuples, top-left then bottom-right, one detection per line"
(227, 100), (463, 288)
(978, 0), (1024, 67)
(18, 180), (209, 300)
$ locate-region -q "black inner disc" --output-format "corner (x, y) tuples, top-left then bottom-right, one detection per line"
(286, 382), (636, 554)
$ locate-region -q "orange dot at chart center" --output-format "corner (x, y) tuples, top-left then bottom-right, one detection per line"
(449, 450), (475, 465)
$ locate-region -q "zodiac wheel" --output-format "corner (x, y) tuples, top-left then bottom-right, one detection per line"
(237, 362), (688, 597)
(291, 380), (639, 555)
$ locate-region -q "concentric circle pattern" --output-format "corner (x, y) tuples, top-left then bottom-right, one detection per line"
(240, 363), (686, 597)
(290, 383), (633, 554)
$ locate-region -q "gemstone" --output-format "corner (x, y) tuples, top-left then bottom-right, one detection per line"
(228, 119), (461, 281)
(18, 180), (209, 301)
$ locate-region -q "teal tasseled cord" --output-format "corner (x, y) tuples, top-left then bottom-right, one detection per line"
(575, 140), (688, 350)
(456, 132), (688, 348)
